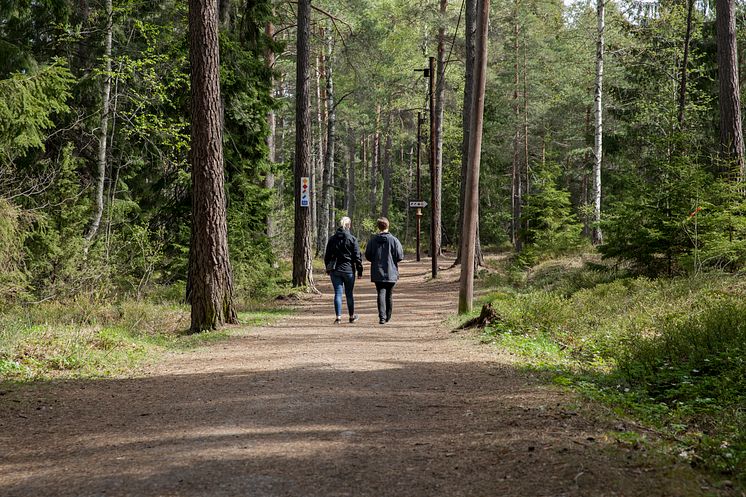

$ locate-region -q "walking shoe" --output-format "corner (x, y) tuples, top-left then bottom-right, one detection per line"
(349, 314), (359, 323)
(334, 317), (342, 324)
(379, 318), (386, 325)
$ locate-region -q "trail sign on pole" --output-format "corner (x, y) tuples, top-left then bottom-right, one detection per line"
(409, 201), (428, 208)
(300, 177), (310, 207)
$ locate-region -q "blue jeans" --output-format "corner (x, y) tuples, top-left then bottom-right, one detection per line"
(330, 271), (355, 316)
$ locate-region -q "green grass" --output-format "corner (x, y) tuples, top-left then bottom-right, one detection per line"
(470, 254), (746, 484)
(0, 301), (291, 383)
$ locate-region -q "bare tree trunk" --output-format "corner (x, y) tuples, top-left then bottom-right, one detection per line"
(677, 0), (694, 127)
(314, 45), (327, 254)
(347, 126), (356, 221)
(382, 118), (393, 218)
(405, 142), (414, 247)
(370, 105), (381, 217)
(592, 0), (604, 245)
(511, 3), (522, 252)
(293, 0), (315, 289)
(321, 31), (336, 239)
(716, 0), (745, 176)
(219, 0), (230, 29)
(456, 0), (476, 266)
(265, 20), (277, 241)
(459, 0), (489, 314)
(434, 0), (447, 256)
(187, 0), (238, 331)
(86, 0), (113, 242)
(429, 55), (439, 276)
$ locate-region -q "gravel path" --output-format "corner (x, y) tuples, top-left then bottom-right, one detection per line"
(0, 258), (723, 496)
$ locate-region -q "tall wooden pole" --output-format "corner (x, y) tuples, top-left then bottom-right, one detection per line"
(459, 0), (489, 314)
(416, 112), (423, 262)
(429, 55), (438, 277)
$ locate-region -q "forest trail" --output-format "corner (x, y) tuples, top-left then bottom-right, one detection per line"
(0, 258), (717, 497)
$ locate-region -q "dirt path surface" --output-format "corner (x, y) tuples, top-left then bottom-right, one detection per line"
(0, 259), (722, 497)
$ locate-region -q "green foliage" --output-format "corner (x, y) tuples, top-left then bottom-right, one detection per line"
(0, 301), (291, 382)
(0, 61), (73, 162)
(519, 162), (585, 264)
(476, 257), (746, 481)
(0, 199), (29, 306)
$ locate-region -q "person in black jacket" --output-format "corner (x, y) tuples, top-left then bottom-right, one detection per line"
(365, 217), (404, 325)
(324, 216), (363, 324)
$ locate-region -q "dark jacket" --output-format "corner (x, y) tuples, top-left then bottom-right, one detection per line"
(324, 228), (363, 276)
(365, 232), (404, 283)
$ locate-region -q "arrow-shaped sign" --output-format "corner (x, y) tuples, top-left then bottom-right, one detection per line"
(409, 201), (428, 208)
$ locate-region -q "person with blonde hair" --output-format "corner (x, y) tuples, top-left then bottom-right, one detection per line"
(324, 216), (363, 324)
(365, 217), (404, 325)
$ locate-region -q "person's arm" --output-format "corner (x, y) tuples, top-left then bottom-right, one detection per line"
(353, 238), (363, 277)
(364, 237), (373, 262)
(394, 237), (404, 264)
(324, 237), (333, 266)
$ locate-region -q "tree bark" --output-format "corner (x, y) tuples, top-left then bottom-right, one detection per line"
(459, 0), (489, 314)
(86, 0), (113, 242)
(321, 31), (336, 239)
(292, 0), (315, 289)
(347, 126), (356, 220)
(677, 0), (694, 127)
(511, 2), (522, 252)
(456, 0), (476, 266)
(716, 0), (745, 176)
(187, 0), (238, 331)
(370, 104), (381, 217)
(592, 0), (604, 245)
(381, 118), (393, 218)
(434, 0), (447, 257)
(429, 55), (438, 276)
(265, 20), (276, 241)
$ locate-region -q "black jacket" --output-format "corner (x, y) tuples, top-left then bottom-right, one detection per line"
(365, 232), (404, 283)
(324, 228), (363, 276)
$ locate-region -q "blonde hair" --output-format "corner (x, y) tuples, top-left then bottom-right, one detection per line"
(339, 216), (352, 229)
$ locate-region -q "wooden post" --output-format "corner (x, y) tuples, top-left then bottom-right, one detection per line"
(416, 112), (423, 262)
(459, 0), (489, 314)
(429, 55), (438, 277)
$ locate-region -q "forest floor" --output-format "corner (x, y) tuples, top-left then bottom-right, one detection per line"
(0, 258), (736, 497)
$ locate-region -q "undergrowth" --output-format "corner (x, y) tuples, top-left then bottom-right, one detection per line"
(471, 254), (746, 484)
(0, 297), (291, 383)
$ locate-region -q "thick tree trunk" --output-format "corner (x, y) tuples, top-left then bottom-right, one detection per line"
(592, 0), (604, 245)
(459, 0), (489, 314)
(187, 0), (238, 331)
(716, 0), (745, 176)
(86, 0), (113, 242)
(292, 0), (315, 289)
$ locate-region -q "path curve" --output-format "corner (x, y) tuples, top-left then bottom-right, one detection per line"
(0, 258), (716, 496)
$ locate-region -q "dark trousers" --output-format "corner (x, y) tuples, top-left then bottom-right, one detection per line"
(374, 282), (395, 322)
